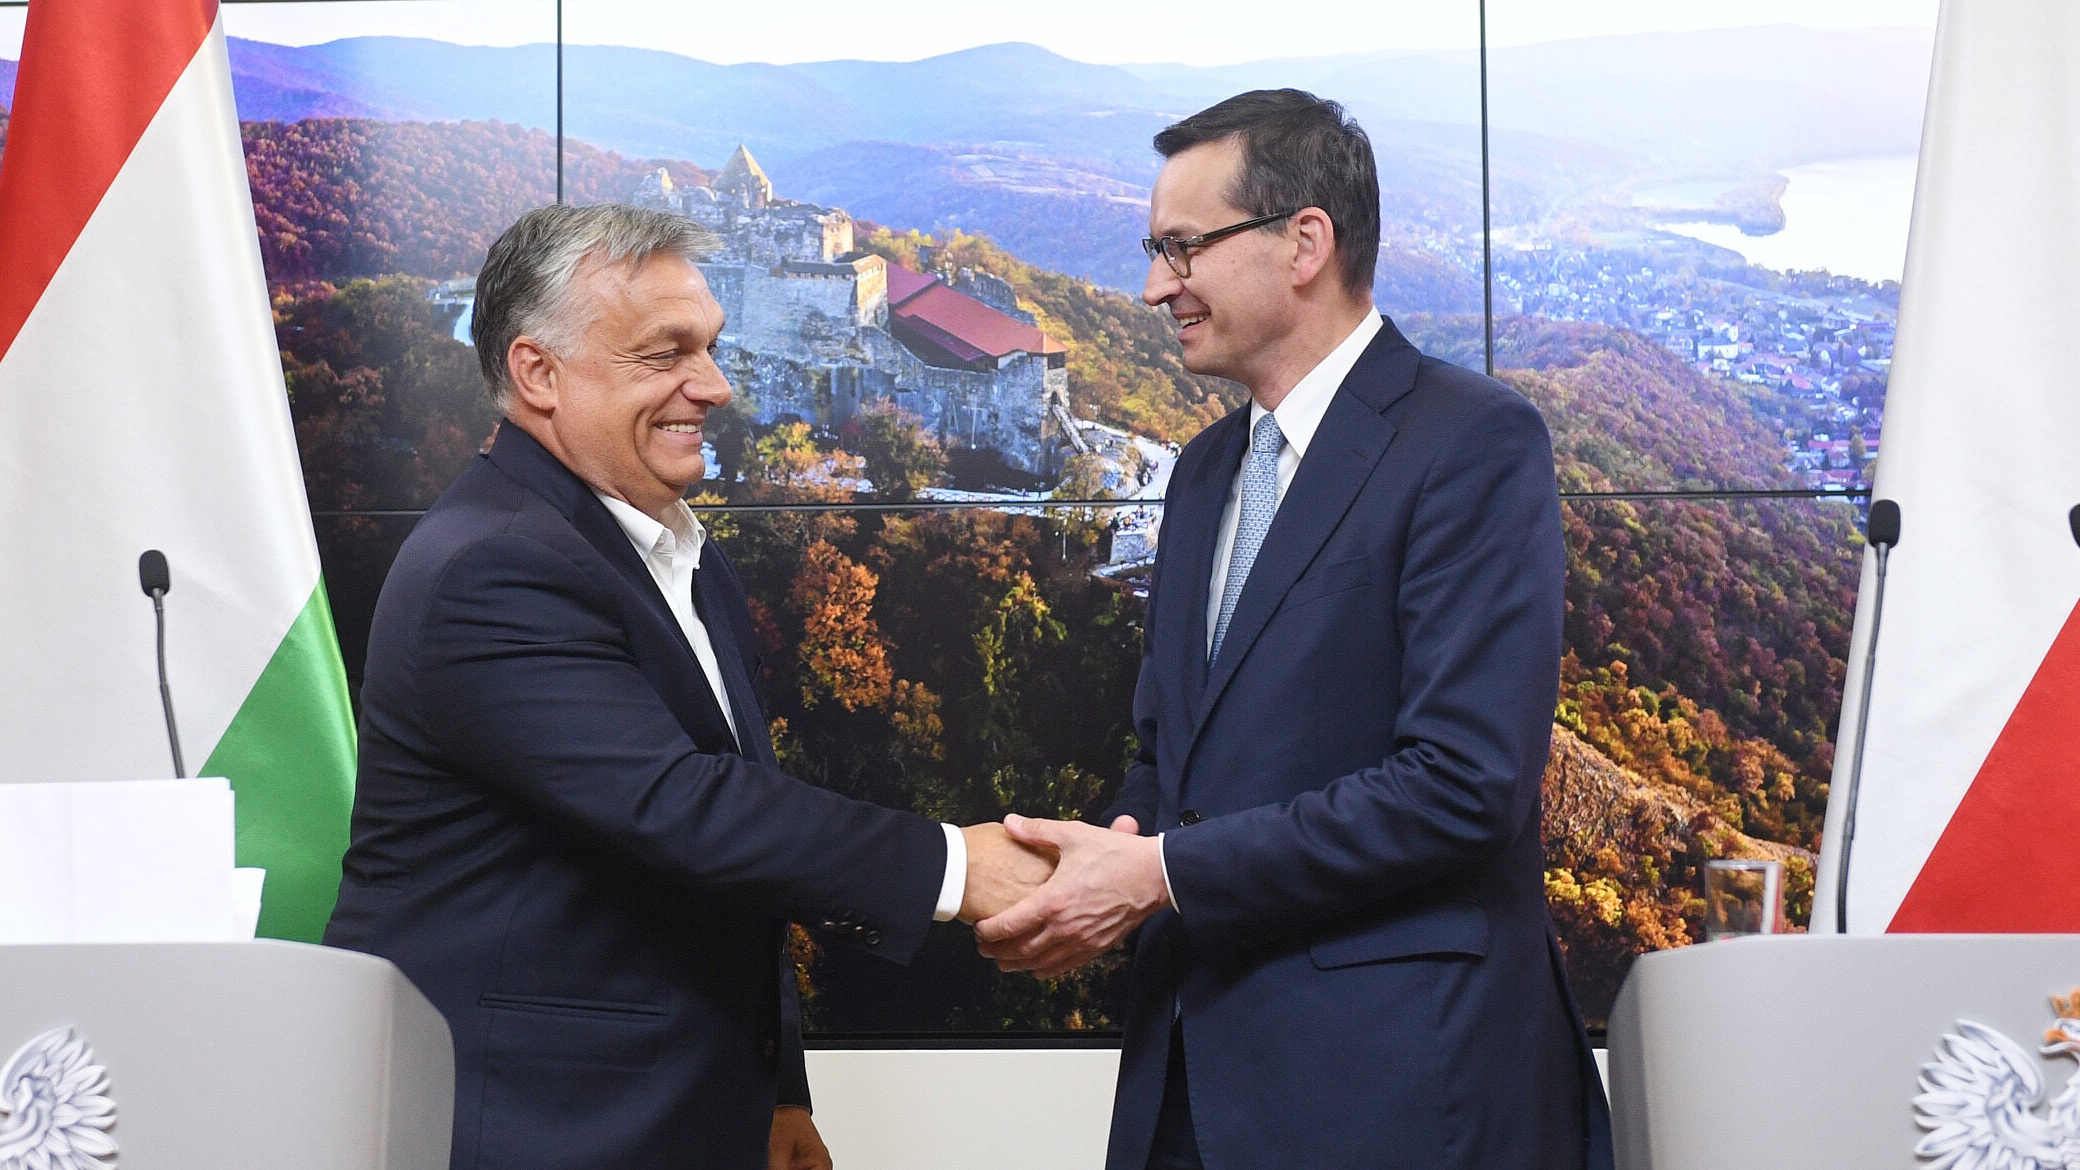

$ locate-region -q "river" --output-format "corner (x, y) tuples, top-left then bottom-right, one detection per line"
(1659, 155), (1920, 285)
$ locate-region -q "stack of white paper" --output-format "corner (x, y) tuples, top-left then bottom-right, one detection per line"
(0, 778), (264, 943)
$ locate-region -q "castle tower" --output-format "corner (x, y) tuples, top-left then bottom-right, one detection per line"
(633, 167), (675, 206)
(714, 145), (774, 210)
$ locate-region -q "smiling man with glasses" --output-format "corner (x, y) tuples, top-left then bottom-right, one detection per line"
(976, 88), (1614, 1170)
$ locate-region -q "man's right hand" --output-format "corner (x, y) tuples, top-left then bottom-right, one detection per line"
(958, 822), (1056, 923)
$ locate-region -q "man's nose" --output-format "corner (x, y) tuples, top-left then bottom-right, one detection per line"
(684, 360), (733, 408)
(1142, 255), (1180, 307)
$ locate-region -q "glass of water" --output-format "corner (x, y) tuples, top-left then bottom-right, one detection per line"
(1703, 859), (1785, 940)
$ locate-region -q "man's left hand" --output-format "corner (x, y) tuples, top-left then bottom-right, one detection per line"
(974, 814), (1169, 979)
(769, 1106), (832, 1170)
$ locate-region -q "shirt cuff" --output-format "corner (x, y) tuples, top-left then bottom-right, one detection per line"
(1157, 832), (1180, 913)
(934, 822), (966, 922)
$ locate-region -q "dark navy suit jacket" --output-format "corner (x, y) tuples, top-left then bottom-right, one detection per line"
(1104, 317), (1614, 1170)
(325, 425), (946, 1170)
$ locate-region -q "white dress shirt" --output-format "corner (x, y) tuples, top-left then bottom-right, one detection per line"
(595, 492), (966, 921)
(1164, 310), (1385, 912)
(1203, 311), (1384, 656)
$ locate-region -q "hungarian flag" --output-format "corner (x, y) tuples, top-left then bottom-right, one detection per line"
(1816, 0), (2080, 932)
(0, 0), (354, 940)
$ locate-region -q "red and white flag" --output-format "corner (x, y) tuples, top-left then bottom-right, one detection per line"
(0, 0), (355, 940)
(1816, 0), (2080, 932)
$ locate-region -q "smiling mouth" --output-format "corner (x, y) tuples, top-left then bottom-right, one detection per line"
(1175, 312), (1208, 333)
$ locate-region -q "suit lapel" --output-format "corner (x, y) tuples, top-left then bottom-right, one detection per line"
(1191, 318), (1421, 733)
(691, 550), (776, 764)
(1165, 410), (1248, 716)
(486, 425), (742, 753)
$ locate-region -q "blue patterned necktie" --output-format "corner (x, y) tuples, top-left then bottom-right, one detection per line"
(1211, 412), (1285, 663)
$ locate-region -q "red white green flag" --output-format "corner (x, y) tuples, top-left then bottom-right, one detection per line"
(0, 0), (354, 941)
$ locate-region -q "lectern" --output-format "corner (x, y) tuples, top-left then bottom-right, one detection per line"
(1608, 935), (2080, 1169)
(0, 940), (453, 1169)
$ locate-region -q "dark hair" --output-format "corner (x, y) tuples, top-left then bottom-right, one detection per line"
(1153, 89), (1379, 296)
(472, 203), (718, 411)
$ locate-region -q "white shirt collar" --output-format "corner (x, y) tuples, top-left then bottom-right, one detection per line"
(1248, 311), (1383, 459)
(594, 492), (707, 568)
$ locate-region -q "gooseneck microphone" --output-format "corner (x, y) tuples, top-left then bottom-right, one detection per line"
(1834, 499), (1901, 934)
(138, 550), (186, 778)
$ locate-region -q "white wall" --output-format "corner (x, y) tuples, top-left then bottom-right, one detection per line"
(806, 1047), (1612, 1170)
(806, 1049), (1120, 1170)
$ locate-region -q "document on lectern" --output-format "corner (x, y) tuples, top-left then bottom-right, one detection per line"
(0, 778), (262, 943)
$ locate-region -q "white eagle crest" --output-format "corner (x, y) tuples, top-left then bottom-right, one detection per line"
(0, 1028), (118, 1170)
(1915, 990), (2080, 1169)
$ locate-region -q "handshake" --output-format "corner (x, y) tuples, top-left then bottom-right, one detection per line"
(953, 814), (1173, 979)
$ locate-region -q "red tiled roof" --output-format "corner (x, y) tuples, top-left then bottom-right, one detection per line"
(885, 264), (939, 307)
(893, 304), (991, 365)
(891, 281), (1067, 362)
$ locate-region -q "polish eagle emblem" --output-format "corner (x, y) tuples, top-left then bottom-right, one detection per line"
(1914, 990), (2080, 1169)
(0, 1028), (118, 1170)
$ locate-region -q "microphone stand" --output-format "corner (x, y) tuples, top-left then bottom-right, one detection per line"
(1834, 500), (1900, 935)
(139, 550), (186, 778)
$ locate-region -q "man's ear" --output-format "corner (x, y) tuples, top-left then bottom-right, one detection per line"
(1288, 207), (1339, 290)
(507, 336), (559, 414)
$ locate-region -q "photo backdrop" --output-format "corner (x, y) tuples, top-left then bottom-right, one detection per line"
(0, 0), (1932, 1030)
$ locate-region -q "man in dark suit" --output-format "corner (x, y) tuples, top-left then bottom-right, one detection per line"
(977, 90), (1613, 1169)
(324, 203), (1050, 1170)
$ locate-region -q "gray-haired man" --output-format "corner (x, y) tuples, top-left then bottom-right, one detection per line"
(325, 203), (1049, 1170)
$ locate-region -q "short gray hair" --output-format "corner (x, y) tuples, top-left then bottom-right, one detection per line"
(472, 203), (720, 412)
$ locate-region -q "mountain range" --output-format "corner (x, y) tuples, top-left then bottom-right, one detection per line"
(0, 26), (1932, 291)
(0, 26), (1930, 176)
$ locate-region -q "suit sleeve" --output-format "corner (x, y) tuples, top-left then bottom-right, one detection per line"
(1161, 389), (1564, 939)
(412, 532), (948, 962)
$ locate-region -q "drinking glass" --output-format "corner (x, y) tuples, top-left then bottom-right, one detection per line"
(1702, 859), (1785, 940)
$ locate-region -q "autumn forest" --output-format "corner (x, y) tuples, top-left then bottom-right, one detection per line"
(20, 111), (1863, 1029)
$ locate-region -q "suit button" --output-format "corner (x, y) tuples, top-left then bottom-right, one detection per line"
(1180, 809), (1202, 825)
(865, 930), (882, 946)
(762, 1039), (776, 1058)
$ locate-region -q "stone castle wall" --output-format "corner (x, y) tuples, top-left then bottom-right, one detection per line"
(637, 166), (1068, 479)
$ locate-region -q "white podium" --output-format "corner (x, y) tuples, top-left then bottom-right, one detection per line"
(1608, 934), (2080, 1169)
(0, 940), (453, 1169)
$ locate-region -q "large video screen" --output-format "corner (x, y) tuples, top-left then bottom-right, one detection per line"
(0, 0), (1935, 1032)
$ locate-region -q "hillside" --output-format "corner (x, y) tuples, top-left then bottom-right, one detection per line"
(1541, 724), (1815, 1020)
(1497, 319), (1856, 832)
(1499, 316), (1803, 491)
(242, 118), (712, 282)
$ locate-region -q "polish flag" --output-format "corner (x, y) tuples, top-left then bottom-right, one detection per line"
(1814, 0), (2080, 932)
(0, 0), (354, 940)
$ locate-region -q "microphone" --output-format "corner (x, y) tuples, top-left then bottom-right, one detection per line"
(137, 550), (186, 778)
(1834, 499), (1901, 934)
(138, 549), (170, 596)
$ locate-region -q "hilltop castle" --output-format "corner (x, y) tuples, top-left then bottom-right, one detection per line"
(634, 147), (1079, 479)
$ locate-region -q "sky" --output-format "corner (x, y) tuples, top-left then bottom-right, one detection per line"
(0, 0), (1940, 66)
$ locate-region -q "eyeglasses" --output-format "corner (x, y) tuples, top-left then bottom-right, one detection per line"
(1141, 211), (1296, 278)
